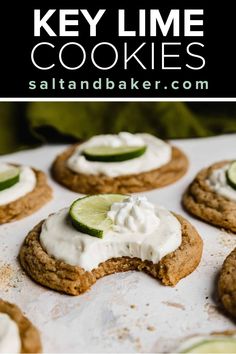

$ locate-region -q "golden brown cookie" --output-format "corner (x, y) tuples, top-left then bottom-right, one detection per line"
(218, 248), (236, 318)
(0, 168), (52, 224)
(51, 144), (188, 194)
(19, 214), (203, 296)
(0, 299), (42, 353)
(182, 161), (236, 233)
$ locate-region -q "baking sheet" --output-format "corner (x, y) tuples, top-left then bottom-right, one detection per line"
(0, 134), (236, 353)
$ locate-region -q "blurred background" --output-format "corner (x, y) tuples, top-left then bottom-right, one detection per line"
(1, 102), (236, 155)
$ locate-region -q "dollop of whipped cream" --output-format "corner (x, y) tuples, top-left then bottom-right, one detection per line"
(108, 196), (160, 234)
(0, 313), (21, 354)
(207, 164), (236, 202)
(67, 132), (172, 177)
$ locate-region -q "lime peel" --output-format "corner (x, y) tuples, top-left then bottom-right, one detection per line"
(226, 161), (236, 190)
(82, 145), (147, 162)
(69, 194), (127, 238)
(181, 338), (236, 353)
(0, 165), (20, 191)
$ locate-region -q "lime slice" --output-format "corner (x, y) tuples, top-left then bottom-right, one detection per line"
(82, 145), (147, 162)
(69, 194), (127, 238)
(181, 338), (236, 353)
(226, 161), (236, 190)
(0, 165), (20, 191)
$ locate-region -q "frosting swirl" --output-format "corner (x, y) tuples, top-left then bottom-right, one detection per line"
(108, 196), (160, 233)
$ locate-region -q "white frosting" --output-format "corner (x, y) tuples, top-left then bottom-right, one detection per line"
(40, 197), (182, 272)
(0, 164), (36, 206)
(0, 313), (21, 354)
(207, 164), (236, 202)
(176, 334), (236, 352)
(67, 132), (172, 177)
(107, 196), (160, 234)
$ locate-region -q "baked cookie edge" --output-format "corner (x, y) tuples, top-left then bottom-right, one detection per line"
(19, 213), (203, 295)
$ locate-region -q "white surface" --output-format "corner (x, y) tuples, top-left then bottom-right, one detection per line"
(0, 134), (236, 353)
(67, 133), (171, 177)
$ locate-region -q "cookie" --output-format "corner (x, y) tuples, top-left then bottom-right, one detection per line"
(52, 144), (188, 194)
(218, 247), (236, 318)
(19, 213), (202, 296)
(182, 161), (236, 232)
(0, 168), (52, 224)
(0, 299), (42, 353)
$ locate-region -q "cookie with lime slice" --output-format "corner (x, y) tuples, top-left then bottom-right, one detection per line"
(226, 161), (236, 190)
(69, 194), (126, 238)
(52, 135), (188, 194)
(82, 145), (147, 162)
(0, 165), (20, 191)
(0, 165), (52, 225)
(182, 160), (236, 233)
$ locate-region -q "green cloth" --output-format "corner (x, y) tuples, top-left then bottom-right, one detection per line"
(0, 102), (236, 155)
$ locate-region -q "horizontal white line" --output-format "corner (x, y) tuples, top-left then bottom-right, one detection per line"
(0, 97), (236, 102)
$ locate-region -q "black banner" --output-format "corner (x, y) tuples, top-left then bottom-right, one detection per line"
(0, 1), (235, 98)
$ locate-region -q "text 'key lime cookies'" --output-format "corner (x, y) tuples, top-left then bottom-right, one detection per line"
(20, 194), (202, 295)
(182, 160), (236, 233)
(51, 132), (188, 194)
(0, 299), (42, 353)
(0, 163), (52, 224)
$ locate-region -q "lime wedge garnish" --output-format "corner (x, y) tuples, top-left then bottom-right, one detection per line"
(0, 165), (20, 191)
(226, 161), (236, 190)
(82, 145), (147, 162)
(181, 338), (236, 353)
(69, 194), (127, 238)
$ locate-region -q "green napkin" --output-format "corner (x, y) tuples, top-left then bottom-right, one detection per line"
(0, 102), (236, 155)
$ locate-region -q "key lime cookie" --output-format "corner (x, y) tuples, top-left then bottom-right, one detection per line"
(20, 194), (202, 295)
(0, 299), (42, 353)
(182, 161), (236, 232)
(176, 331), (236, 353)
(52, 132), (188, 194)
(218, 247), (236, 318)
(0, 163), (52, 224)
